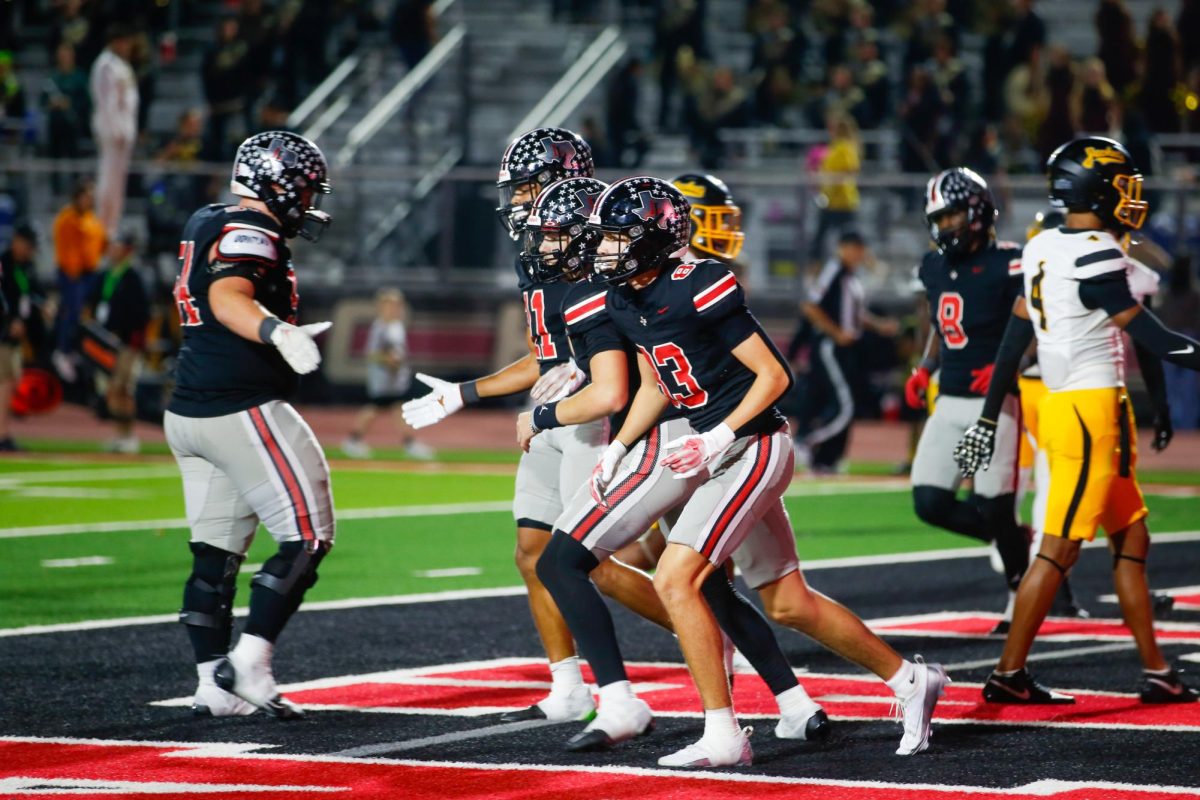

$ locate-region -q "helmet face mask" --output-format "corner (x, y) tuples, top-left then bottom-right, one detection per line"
(588, 176), (691, 286)
(1046, 136), (1148, 232)
(924, 167), (996, 258)
(520, 177), (607, 283)
(496, 127), (595, 240)
(231, 131), (331, 240)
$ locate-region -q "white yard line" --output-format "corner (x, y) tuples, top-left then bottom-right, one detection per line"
(40, 556), (115, 568)
(945, 642), (1137, 672)
(329, 720), (559, 756)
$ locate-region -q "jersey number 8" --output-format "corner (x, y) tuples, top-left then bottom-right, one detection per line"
(937, 292), (968, 349)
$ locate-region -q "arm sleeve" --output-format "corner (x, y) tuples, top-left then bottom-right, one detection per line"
(1123, 306), (1200, 371)
(1134, 339), (1168, 415)
(979, 313), (1035, 423)
(1078, 270), (1139, 316)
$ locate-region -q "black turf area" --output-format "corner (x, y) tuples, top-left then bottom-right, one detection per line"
(3, 540), (1199, 790)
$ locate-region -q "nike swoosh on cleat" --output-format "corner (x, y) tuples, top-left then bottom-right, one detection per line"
(1148, 678), (1184, 695)
(1170, 345), (1195, 355)
(988, 680), (1030, 701)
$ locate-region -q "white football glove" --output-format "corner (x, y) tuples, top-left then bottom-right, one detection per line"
(661, 423), (736, 479)
(954, 419), (997, 478)
(590, 440), (628, 507)
(530, 358), (586, 403)
(402, 373), (465, 429)
(269, 321), (331, 375)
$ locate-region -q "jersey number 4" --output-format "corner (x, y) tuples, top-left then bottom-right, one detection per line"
(1029, 260), (1048, 331)
(937, 292), (968, 349)
(174, 241), (202, 326)
(523, 290), (558, 361)
(640, 342), (709, 409)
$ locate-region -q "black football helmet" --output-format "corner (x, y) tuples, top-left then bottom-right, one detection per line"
(588, 176), (691, 285)
(924, 167), (996, 257)
(521, 177), (607, 283)
(231, 131), (331, 241)
(671, 173), (745, 260)
(496, 127), (594, 240)
(1026, 207), (1066, 241)
(1046, 136), (1147, 231)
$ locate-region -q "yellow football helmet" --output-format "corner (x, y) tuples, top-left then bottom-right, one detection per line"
(671, 173), (745, 260)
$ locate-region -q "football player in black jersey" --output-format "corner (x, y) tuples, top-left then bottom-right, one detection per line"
(166, 131), (334, 719)
(546, 176), (945, 767)
(520, 177), (832, 756)
(904, 168), (1031, 630)
(402, 128), (671, 724)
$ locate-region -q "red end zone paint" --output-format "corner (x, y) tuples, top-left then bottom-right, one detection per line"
(1, 738), (1194, 800)
(270, 659), (1200, 731)
(869, 611), (1200, 643)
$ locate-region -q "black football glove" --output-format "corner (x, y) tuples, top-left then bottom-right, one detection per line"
(1152, 411), (1173, 452)
(954, 418), (997, 478)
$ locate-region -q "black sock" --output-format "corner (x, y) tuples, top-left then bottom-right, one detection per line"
(244, 541), (326, 643)
(536, 533), (628, 687)
(913, 486), (990, 542)
(700, 570), (798, 696)
(977, 493), (1029, 588)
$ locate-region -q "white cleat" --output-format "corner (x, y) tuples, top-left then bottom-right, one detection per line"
(501, 683), (596, 723)
(775, 701), (831, 741)
(658, 726), (754, 768)
(894, 657), (948, 756)
(341, 438), (372, 459)
(191, 681), (256, 717)
(214, 637), (304, 720)
(566, 697), (654, 751)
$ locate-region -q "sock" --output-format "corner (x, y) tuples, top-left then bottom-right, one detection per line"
(703, 707), (741, 740)
(1144, 666), (1172, 676)
(549, 656), (584, 693)
(598, 680), (635, 708)
(995, 667), (1021, 677)
(886, 660), (918, 698)
(776, 684), (817, 716)
(231, 633), (272, 665)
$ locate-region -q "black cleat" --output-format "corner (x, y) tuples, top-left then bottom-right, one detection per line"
(982, 668), (1075, 704)
(500, 704), (549, 723)
(1152, 592), (1176, 619)
(804, 709), (831, 741)
(565, 719), (655, 752)
(1140, 669), (1199, 704)
(990, 619), (1011, 636)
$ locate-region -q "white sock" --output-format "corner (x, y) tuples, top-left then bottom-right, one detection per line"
(886, 660), (918, 698)
(232, 633), (273, 664)
(1145, 666), (1172, 676)
(775, 684), (816, 716)
(548, 656), (584, 693)
(598, 680), (635, 707)
(703, 707), (741, 740)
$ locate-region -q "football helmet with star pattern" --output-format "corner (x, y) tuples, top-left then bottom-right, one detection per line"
(496, 127), (594, 240)
(522, 177), (607, 283)
(231, 131), (331, 241)
(588, 176), (691, 285)
(924, 167), (996, 258)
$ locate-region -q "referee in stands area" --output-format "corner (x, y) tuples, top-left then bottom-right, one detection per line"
(793, 230), (896, 473)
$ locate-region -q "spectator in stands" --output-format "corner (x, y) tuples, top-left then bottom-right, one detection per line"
(148, 109), (209, 258)
(606, 57), (648, 167)
(276, 0), (332, 108)
(1180, 0), (1200, 72)
(684, 64), (749, 168)
(42, 43), (90, 185)
(1140, 9), (1183, 133)
(654, 0), (706, 131)
(391, 0), (435, 69)
(239, 0), (280, 129)
(1005, 0), (1046, 76)
(90, 23), (139, 237)
(807, 64), (866, 130)
(0, 50), (27, 137)
(342, 288), (433, 460)
(902, 0), (957, 74)
(964, 122), (1006, 177)
(1072, 57), (1117, 135)
(1096, 0), (1139, 96)
(1159, 257), (1200, 430)
(1004, 43), (1048, 147)
(1036, 45), (1076, 162)
(52, 180), (105, 381)
(980, 2), (1016, 121)
(50, 0), (94, 68)
(929, 34), (971, 165)
(754, 64), (798, 127)
(85, 229), (149, 454)
(823, 0), (876, 68)
(202, 16), (250, 161)
(0, 224), (41, 451)
(750, 3), (804, 80)
(808, 111), (861, 263)
(852, 31), (890, 130)
(898, 66), (941, 178)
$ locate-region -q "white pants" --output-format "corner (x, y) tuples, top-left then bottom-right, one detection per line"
(95, 135), (133, 234)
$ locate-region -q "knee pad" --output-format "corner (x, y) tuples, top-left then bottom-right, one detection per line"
(912, 486), (955, 526)
(536, 532), (598, 593)
(252, 540), (328, 598)
(179, 542), (243, 630)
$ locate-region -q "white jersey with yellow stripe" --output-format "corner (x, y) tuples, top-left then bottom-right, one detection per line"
(1023, 227), (1133, 392)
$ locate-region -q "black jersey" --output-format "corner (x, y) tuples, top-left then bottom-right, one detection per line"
(607, 260), (790, 436)
(169, 205), (300, 417)
(514, 257), (571, 375)
(918, 240), (1024, 398)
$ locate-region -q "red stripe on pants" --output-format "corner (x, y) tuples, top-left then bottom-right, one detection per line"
(570, 427), (660, 542)
(700, 433), (771, 559)
(248, 406), (316, 540)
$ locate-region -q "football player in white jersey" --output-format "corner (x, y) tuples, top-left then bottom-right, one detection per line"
(956, 137), (1200, 704)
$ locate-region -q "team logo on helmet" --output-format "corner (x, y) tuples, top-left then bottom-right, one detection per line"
(1082, 146), (1127, 168)
(673, 180), (707, 199)
(634, 191), (677, 230)
(540, 137), (579, 171)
